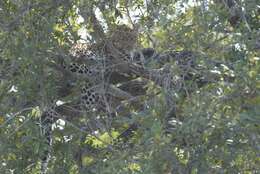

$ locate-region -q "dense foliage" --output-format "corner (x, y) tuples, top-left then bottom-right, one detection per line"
(0, 0), (259, 174)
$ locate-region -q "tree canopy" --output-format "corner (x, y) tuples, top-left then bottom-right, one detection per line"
(0, 0), (259, 174)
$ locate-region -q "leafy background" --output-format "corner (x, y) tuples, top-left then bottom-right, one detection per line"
(0, 0), (259, 173)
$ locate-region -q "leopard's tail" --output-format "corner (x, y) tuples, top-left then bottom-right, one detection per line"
(40, 107), (55, 174)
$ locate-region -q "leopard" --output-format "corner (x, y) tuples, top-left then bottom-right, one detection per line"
(67, 62), (95, 76)
(59, 25), (157, 111)
(80, 83), (100, 110)
(40, 105), (58, 174)
(69, 43), (97, 61)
